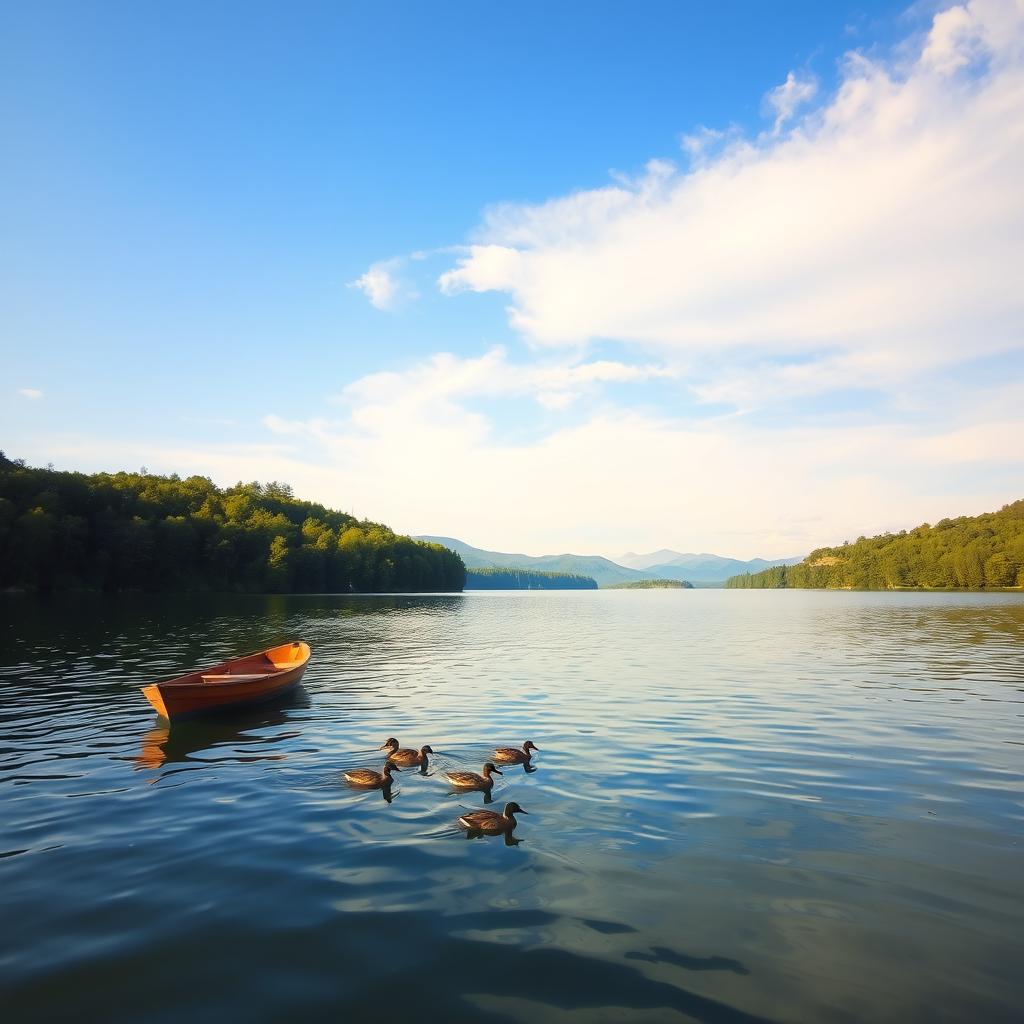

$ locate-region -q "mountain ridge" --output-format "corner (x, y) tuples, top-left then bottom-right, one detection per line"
(618, 549), (804, 581)
(415, 536), (662, 588)
(417, 536), (804, 586)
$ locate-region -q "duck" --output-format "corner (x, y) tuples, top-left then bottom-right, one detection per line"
(458, 801), (529, 835)
(493, 740), (539, 764)
(379, 738), (434, 768)
(344, 762), (401, 787)
(446, 762), (503, 791)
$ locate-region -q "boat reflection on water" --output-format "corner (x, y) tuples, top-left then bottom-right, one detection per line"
(136, 687), (309, 772)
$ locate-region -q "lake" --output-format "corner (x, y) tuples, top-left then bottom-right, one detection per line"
(1, 590), (1022, 1023)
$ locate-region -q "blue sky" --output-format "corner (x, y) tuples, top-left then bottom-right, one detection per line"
(3, 1), (1022, 558)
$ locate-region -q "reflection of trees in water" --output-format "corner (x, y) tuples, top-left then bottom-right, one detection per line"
(305, 595), (466, 617)
(0, 593), (468, 682)
(819, 601), (1024, 686)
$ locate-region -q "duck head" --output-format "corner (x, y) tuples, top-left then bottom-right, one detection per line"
(420, 745), (434, 756)
(483, 762), (503, 776)
(379, 738), (400, 752)
(523, 740), (539, 753)
(504, 802), (528, 818)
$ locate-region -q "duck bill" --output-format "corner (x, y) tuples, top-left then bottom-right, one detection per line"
(517, 809), (529, 814)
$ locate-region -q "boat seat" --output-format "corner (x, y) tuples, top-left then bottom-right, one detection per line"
(201, 672), (273, 684)
(267, 644), (303, 669)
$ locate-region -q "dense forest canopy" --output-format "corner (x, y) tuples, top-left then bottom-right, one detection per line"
(726, 500), (1024, 590)
(0, 454), (465, 593)
(465, 568), (598, 590)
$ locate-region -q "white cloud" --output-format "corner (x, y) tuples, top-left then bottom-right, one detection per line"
(18, 388), (43, 400)
(764, 71), (817, 132)
(26, 343), (1024, 558)
(436, 0), (1024, 391)
(224, 348), (1022, 557)
(348, 260), (401, 311)
(438, 245), (523, 297)
(351, 246), (467, 309)
(681, 125), (729, 163)
(263, 414), (332, 439)
(325, 347), (673, 424)
(922, 3), (988, 72)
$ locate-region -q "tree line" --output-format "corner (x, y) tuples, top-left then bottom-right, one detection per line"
(606, 579), (691, 589)
(464, 567), (598, 590)
(726, 499), (1024, 590)
(0, 454), (465, 593)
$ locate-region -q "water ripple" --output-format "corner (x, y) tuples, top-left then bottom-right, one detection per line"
(1, 590), (1023, 1023)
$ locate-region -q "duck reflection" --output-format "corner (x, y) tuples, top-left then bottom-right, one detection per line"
(445, 762), (502, 803)
(463, 825), (523, 846)
(135, 688), (308, 771)
(344, 762), (400, 804)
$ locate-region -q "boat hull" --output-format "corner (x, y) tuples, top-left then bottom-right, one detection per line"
(141, 642), (310, 721)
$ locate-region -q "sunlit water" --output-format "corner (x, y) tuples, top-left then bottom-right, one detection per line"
(1, 590), (1022, 1023)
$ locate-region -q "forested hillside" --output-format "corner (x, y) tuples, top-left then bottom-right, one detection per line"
(726, 500), (1024, 590)
(0, 454), (465, 593)
(465, 568), (597, 590)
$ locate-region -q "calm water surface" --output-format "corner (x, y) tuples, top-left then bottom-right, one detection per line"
(1, 590), (1022, 1023)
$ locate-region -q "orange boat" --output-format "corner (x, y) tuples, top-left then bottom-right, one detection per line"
(140, 641), (311, 720)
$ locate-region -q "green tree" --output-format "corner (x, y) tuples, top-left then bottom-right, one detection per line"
(727, 498), (1024, 592)
(0, 453), (465, 594)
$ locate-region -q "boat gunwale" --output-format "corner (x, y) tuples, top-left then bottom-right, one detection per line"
(148, 641), (311, 691)
(148, 643), (307, 692)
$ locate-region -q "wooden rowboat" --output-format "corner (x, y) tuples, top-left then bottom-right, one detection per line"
(140, 641), (310, 720)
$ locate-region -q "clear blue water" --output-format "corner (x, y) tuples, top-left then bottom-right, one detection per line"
(1, 590), (1022, 1023)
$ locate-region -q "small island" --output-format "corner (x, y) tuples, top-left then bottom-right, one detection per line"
(605, 578), (692, 589)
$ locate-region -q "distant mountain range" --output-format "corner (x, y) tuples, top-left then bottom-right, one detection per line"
(416, 536), (657, 588)
(616, 549), (804, 583)
(417, 536), (803, 587)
